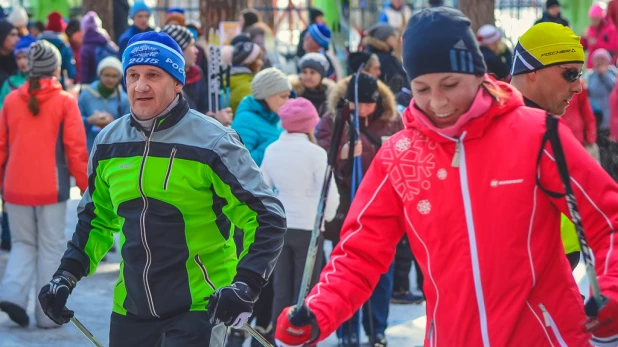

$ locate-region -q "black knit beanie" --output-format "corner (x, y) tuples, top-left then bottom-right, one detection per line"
(0, 20), (14, 47)
(346, 73), (380, 104)
(402, 7), (486, 81)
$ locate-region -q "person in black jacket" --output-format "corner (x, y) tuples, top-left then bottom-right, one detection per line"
(161, 25), (233, 126)
(0, 20), (18, 89)
(477, 24), (511, 81)
(362, 23), (407, 95)
(114, 0), (130, 42)
(535, 0), (570, 27)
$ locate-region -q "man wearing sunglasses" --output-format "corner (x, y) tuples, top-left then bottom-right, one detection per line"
(510, 22), (584, 116)
(510, 22), (585, 271)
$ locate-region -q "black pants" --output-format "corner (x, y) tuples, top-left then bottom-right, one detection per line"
(393, 236), (424, 294)
(271, 228), (323, 326)
(109, 311), (227, 347)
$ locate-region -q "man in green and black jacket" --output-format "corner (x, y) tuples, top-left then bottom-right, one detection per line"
(38, 31), (286, 347)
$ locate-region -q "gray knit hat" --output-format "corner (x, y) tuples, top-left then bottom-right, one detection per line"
(160, 24), (193, 50)
(28, 40), (61, 78)
(232, 41), (261, 66)
(298, 52), (329, 79)
(251, 67), (291, 100)
(367, 23), (398, 41)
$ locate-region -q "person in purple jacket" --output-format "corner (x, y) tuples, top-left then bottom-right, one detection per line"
(79, 11), (118, 84)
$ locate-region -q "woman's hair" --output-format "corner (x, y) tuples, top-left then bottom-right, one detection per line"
(306, 132), (317, 144)
(241, 9), (261, 32)
(247, 51), (263, 73)
(481, 78), (510, 103)
(27, 77), (41, 116)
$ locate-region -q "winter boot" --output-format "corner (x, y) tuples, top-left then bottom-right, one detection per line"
(390, 290), (424, 304)
(338, 333), (359, 347)
(0, 301), (29, 327)
(226, 328), (246, 347)
(370, 333), (388, 347)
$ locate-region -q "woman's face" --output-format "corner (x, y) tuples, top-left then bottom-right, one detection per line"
(266, 91), (290, 113)
(411, 73), (483, 128)
(100, 67), (122, 89)
(590, 16), (603, 27)
(300, 68), (321, 89)
(350, 102), (377, 118)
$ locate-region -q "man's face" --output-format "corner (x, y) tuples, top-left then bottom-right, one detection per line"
(16, 53), (28, 72)
(183, 40), (198, 69)
(366, 60), (381, 78)
(391, 0), (403, 10)
(534, 63), (583, 115)
(133, 11), (150, 30)
(314, 15), (325, 25)
(548, 5), (560, 17)
(126, 65), (183, 120)
(3, 29), (19, 52)
(303, 34), (320, 53)
(70, 30), (83, 45)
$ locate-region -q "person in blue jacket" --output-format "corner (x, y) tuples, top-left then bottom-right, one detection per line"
(232, 67), (291, 166)
(78, 56), (129, 152)
(117, 1), (154, 59)
(39, 12), (76, 89)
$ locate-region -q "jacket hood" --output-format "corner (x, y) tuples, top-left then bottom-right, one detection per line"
(236, 95), (280, 124)
(18, 78), (63, 104)
(326, 75), (397, 122)
(83, 29), (109, 45)
(39, 32), (65, 47)
(363, 36), (391, 53)
(403, 79), (524, 142)
(288, 74), (335, 96)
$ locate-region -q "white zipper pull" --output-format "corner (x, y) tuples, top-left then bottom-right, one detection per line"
(452, 139), (461, 167)
(539, 304), (551, 327)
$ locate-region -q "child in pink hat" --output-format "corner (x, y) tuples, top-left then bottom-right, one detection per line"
(260, 97), (340, 331)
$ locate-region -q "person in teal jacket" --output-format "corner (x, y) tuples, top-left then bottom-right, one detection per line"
(0, 35), (35, 107)
(232, 67), (292, 166)
(39, 12), (76, 89)
(78, 56), (130, 152)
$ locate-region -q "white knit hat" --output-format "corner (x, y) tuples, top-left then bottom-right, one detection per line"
(251, 67), (291, 100)
(476, 24), (501, 46)
(8, 6), (28, 28)
(97, 56), (123, 76)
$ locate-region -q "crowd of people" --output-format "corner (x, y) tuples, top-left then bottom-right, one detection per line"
(0, 1), (615, 347)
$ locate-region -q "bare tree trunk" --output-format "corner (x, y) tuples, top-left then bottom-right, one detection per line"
(458, 0), (495, 33)
(82, 0), (114, 39)
(200, 0), (250, 39)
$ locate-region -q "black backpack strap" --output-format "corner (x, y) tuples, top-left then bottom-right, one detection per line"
(536, 114), (565, 198)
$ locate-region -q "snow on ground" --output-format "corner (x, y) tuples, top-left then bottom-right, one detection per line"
(0, 194), (589, 346)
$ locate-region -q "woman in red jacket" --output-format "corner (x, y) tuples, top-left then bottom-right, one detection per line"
(0, 40), (87, 329)
(582, 4), (618, 69)
(275, 8), (618, 347)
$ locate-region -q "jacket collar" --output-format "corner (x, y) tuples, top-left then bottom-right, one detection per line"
(130, 94), (190, 133)
(523, 96), (543, 110)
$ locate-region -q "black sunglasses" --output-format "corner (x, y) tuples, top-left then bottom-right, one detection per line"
(559, 65), (583, 83)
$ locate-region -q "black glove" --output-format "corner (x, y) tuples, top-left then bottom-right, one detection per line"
(207, 282), (257, 328)
(38, 271), (77, 325)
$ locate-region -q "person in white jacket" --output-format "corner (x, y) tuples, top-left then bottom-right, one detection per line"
(261, 97), (340, 334)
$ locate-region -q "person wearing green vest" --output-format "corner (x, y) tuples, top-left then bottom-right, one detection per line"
(229, 40), (263, 115)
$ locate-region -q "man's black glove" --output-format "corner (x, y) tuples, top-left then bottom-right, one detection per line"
(38, 271), (77, 325)
(207, 282), (258, 328)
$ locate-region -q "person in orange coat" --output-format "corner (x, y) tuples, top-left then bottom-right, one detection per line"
(0, 40), (87, 329)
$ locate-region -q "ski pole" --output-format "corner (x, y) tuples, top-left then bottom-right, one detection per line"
(243, 323), (275, 347)
(296, 98), (350, 310)
(69, 314), (104, 347)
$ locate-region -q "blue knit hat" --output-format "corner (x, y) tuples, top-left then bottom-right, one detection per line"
(14, 34), (35, 56)
(402, 7), (486, 81)
(167, 7), (185, 15)
(130, 1), (151, 19)
(122, 31), (186, 85)
(308, 24), (331, 49)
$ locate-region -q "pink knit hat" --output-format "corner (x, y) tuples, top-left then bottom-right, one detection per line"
(592, 48), (611, 62)
(589, 4), (604, 19)
(278, 98), (319, 133)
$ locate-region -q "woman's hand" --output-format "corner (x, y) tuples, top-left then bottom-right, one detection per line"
(340, 141), (362, 160)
